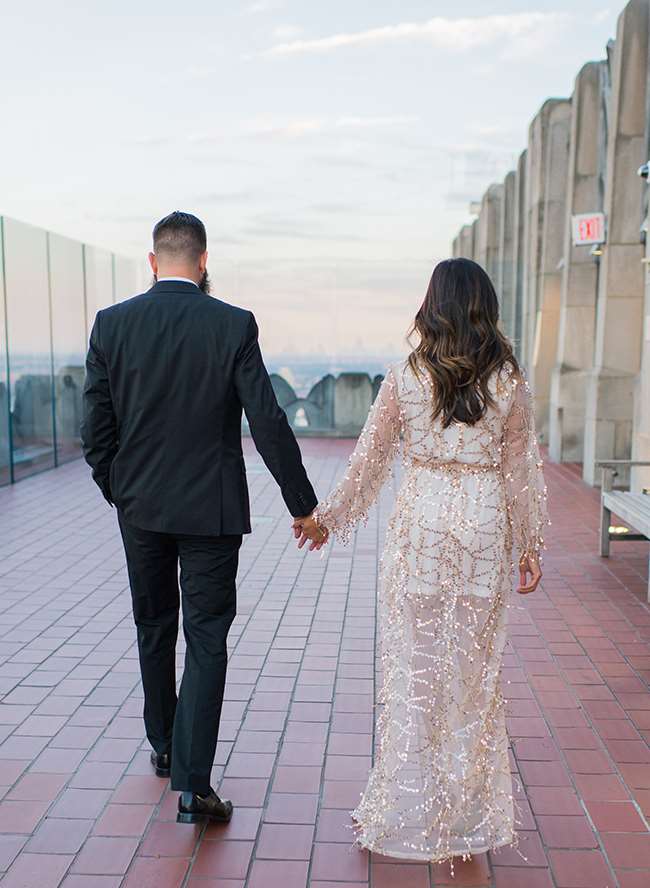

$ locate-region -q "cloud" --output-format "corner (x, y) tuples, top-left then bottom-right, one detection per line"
(245, 0), (284, 14)
(307, 202), (357, 215)
(439, 141), (519, 207)
(242, 216), (370, 242)
(83, 211), (154, 224)
(272, 25), (303, 40)
(466, 122), (524, 147)
(266, 12), (571, 57)
(185, 64), (219, 80)
(198, 191), (259, 205)
(310, 154), (375, 170)
(335, 115), (418, 129)
(123, 135), (175, 148)
(208, 234), (248, 246)
(245, 114), (419, 140)
(245, 118), (324, 139)
(443, 190), (482, 208)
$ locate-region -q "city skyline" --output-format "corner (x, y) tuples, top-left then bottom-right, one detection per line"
(2, 1), (619, 355)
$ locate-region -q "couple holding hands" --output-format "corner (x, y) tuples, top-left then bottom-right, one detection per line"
(82, 210), (546, 864)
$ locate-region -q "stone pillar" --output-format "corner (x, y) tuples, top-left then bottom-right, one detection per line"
(497, 171), (517, 340)
(512, 151), (527, 360)
(549, 61), (609, 463)
(634, 233), (650, 491)
(306, 374), (336, 430)
(55, 366), (84, 444)
(456, 224), (475, 259)
(522, 99), (572, 442)
(632, 5), (650, 493)
(476, 184), (504, 283)
(452, 232), (461, 258)
(470, 218), (479, 261)
(334, 373), (373, 435)
(583, 0), (649, 486)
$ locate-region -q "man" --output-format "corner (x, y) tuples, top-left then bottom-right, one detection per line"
(81, 211), (322, 824)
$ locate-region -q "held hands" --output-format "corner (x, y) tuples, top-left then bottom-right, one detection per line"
(518, 553), (542, 594)
(293, 513), (329, 552)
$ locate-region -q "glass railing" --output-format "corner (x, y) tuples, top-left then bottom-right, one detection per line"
(0, 215), (400, 486)
(0, 215), (144, 485)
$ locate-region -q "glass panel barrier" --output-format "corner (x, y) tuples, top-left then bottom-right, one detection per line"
(84, 245), (114, 337)
(0, 218), (395, 486)
(0, 220), (10, 486)
(113, 255), (141, 303)
(3, 217), (55, 480)
(49, 232), (86, 464)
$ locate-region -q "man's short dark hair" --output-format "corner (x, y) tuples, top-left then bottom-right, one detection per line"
(152, 211), (207, 259)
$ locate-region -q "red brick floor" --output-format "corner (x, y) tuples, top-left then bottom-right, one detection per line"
(0, 441), (649, 888)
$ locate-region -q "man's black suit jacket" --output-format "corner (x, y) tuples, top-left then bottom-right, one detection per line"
(80, 279), (317, 535)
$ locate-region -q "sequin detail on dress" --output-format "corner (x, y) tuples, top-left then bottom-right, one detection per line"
(315, 362), (549, 863)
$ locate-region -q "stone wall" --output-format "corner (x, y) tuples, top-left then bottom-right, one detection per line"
(498, 171), (517, 342)
(263, 372), (383, 437)
(549, 61), (609, 464)
(450, 0), (650, 490)
(526, 100), (572, 442)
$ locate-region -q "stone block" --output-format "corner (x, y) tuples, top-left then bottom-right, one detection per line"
(13, 375), (53, 444)
(550, 60), (608, 464)
(334, 374), (374, 435)
(582, 0), (649, 484)
(55, 366), (84, 444)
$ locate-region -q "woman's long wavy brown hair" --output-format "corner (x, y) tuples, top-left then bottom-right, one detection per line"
(408, 258), (519, 427)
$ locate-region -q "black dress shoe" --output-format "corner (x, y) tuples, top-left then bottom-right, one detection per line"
(177, 789), (233, 824)
(150, 750), (171, 778)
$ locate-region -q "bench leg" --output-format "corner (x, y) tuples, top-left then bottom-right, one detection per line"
(599, 467), (615, 558)
(600, 504), (611, 557)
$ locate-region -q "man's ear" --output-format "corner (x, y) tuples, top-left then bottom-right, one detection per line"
(148, 252), (158, 275)
(199, 250), (208, 274)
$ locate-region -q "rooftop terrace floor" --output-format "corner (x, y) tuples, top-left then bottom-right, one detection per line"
(0, 441), (649, 888)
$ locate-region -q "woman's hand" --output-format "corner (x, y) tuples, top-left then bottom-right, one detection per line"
(517, 553), (542, 594)
(293, 514), (329, 551)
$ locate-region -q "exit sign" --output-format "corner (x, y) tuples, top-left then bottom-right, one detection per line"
(572, 212), (606, 246)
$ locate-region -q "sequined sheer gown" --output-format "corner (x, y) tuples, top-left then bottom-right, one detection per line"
(315, 360), (548, 863)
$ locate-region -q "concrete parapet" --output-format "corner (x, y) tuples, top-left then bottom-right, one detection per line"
(13, 375), (53, 445)
(334, 373), (375, 435)
(550, 60), (609, 463)
(633, 206), (650, 493)
(266, 371), (377, 437)
(498, 171), (517, 341)
(523, 98), (572, 442)
(55, 365), (84, 447)
(470, 219), (479, 261)
(454, 224), (475, 259)
(512, 151), (528, 360)
(583, 0), (649, 485)
(477, 184), (504, 284)
(448, 0), (650, 486)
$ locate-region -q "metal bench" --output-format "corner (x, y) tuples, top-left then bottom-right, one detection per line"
(598, 460), (650, 601)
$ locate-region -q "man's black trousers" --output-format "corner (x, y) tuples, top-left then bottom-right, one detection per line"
(118, 512), (242, 794)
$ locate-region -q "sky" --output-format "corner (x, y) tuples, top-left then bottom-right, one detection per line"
(0, 1), (620, 359)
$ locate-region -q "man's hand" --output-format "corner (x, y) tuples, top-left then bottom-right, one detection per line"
(293, 514), (329, 551)
(517, 553), (542, 594)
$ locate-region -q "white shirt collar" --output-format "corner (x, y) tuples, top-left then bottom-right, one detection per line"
(157, 276), (199, 287)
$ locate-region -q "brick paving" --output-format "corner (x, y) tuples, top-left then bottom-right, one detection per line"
(0, 440), (649, 888)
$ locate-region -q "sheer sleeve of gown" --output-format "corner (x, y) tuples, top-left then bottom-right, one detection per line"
(502, 372), (549, 559)
(315, 367), (403, 543)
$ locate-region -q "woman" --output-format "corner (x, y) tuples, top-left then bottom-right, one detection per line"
(297, 258), (548, 863)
